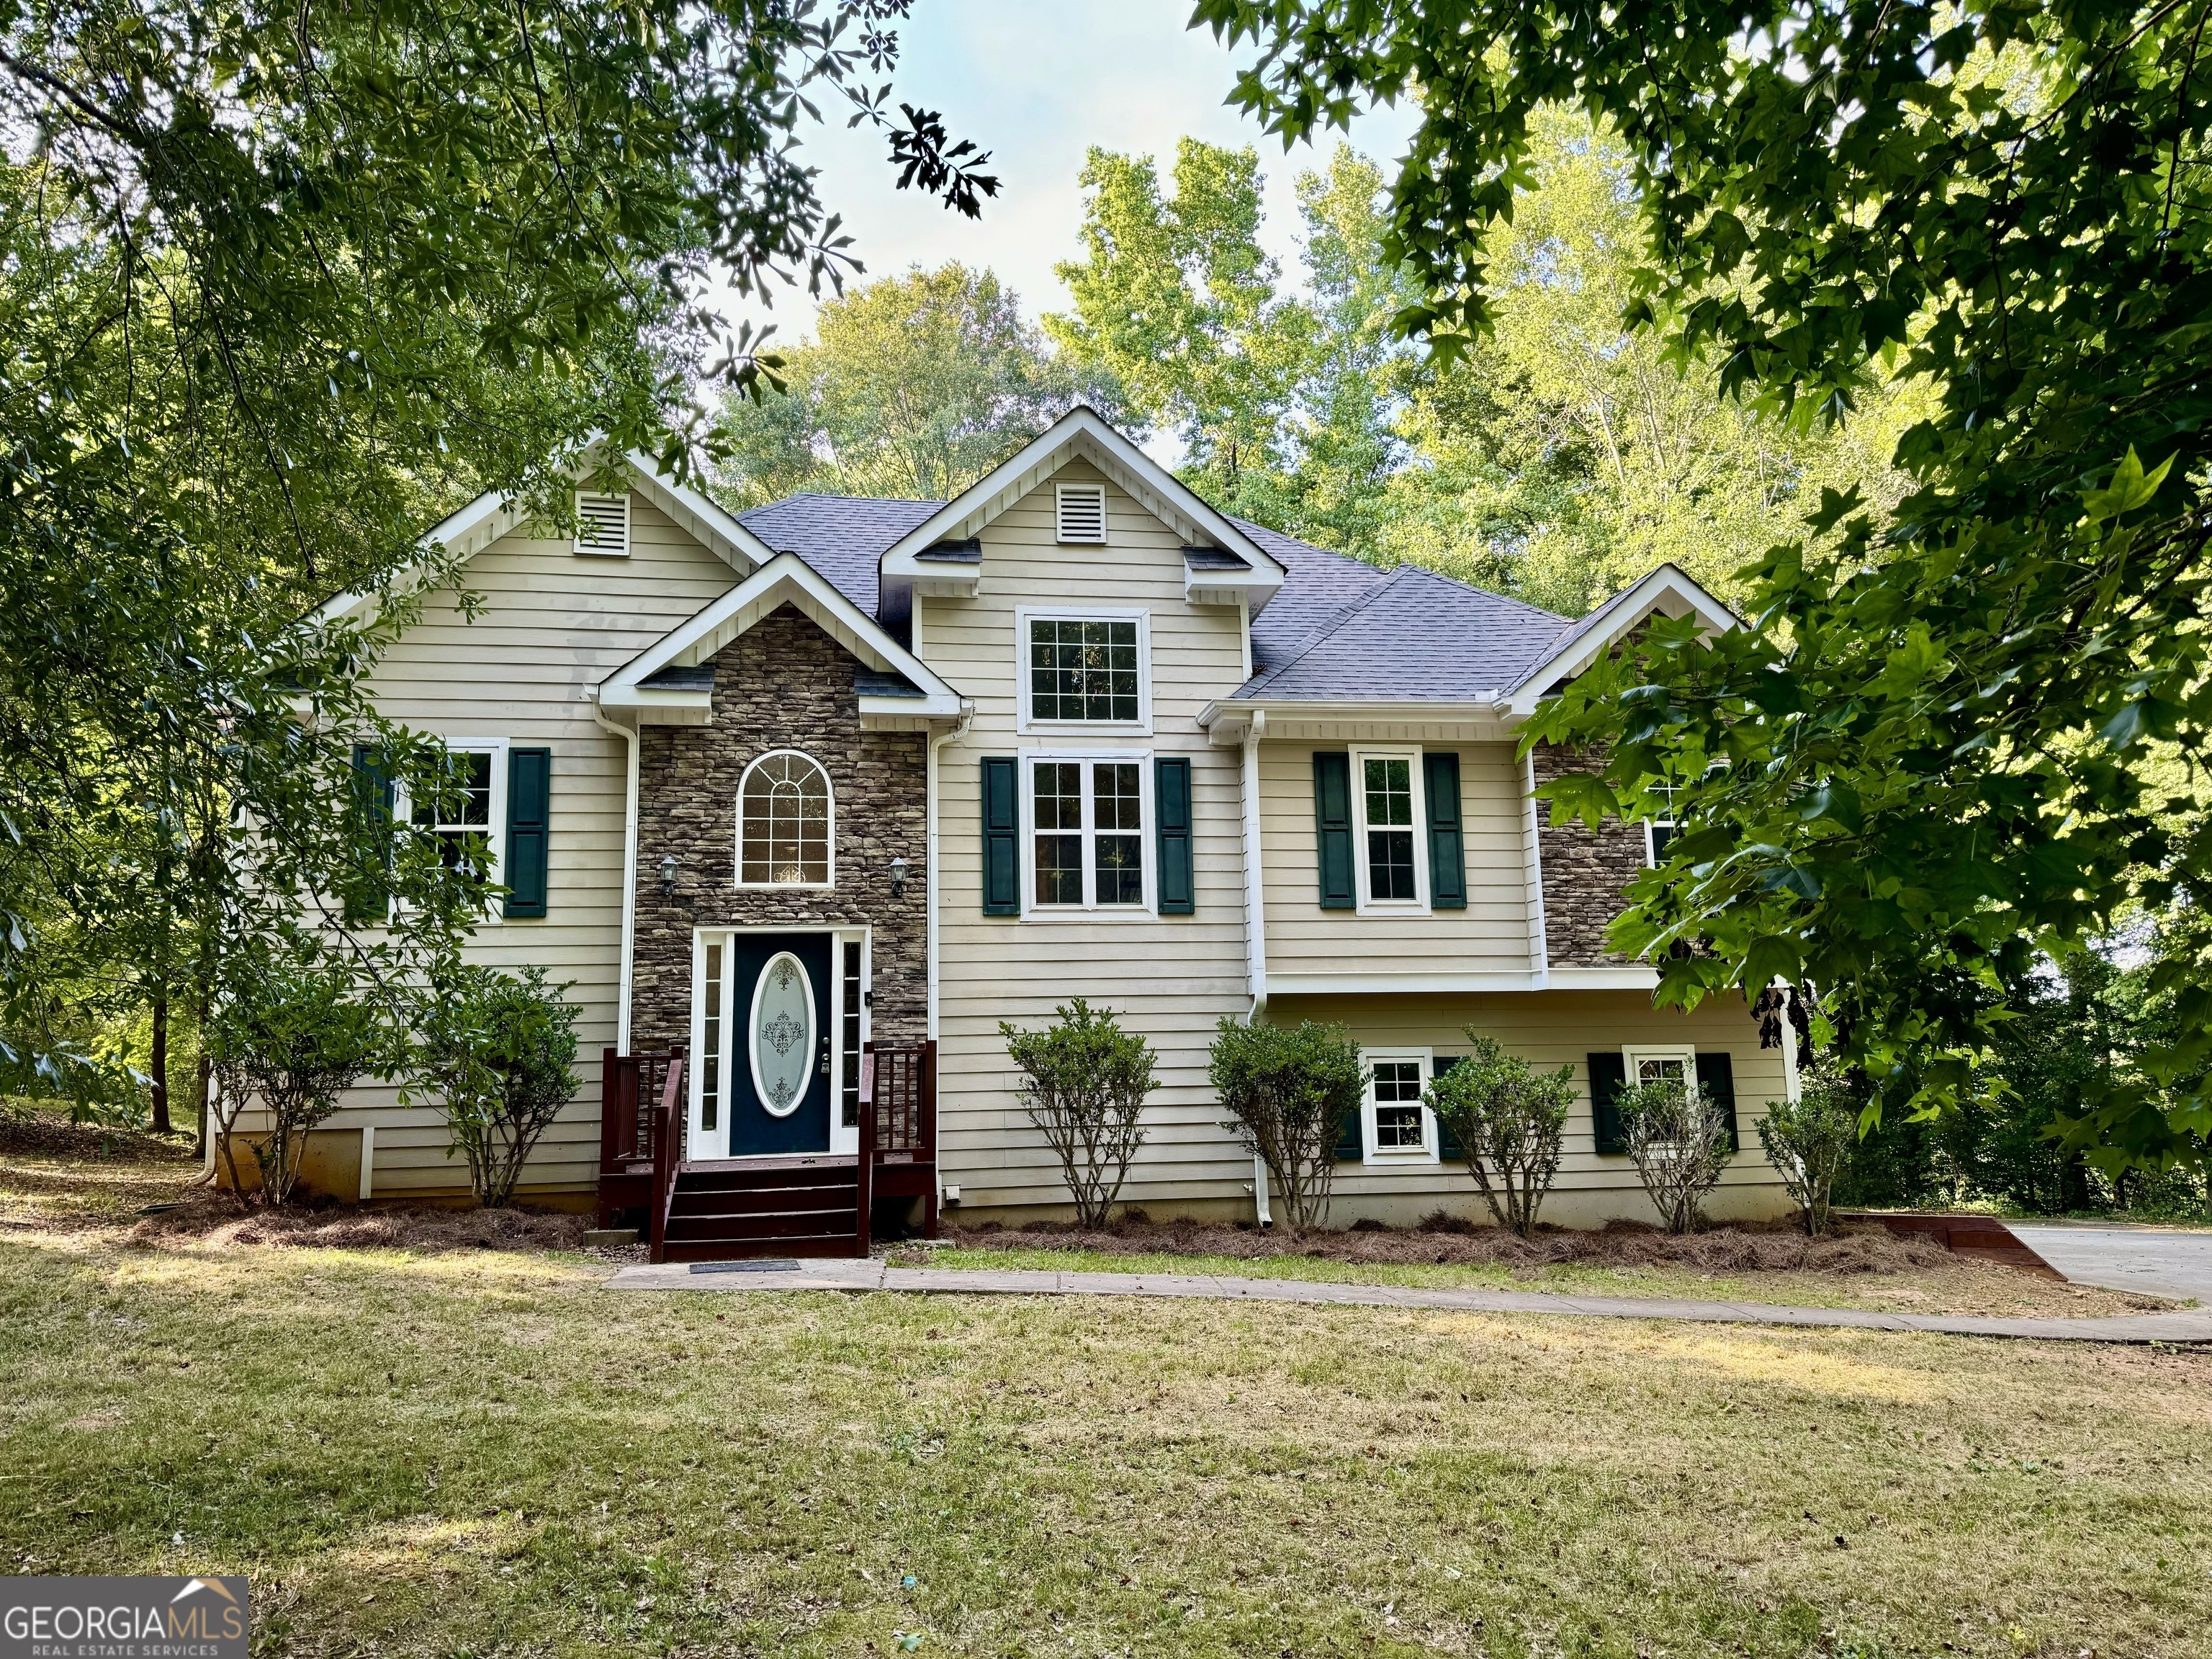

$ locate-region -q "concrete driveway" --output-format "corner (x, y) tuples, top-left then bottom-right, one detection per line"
(2008, 1225), (2212, 1304)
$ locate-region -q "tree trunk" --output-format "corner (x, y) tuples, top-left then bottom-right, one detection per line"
(148, 989), (171, 1135)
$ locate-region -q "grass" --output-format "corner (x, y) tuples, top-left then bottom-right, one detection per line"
(4, 1154), (2211, 1658)
(921, 1244), (2169, 1319)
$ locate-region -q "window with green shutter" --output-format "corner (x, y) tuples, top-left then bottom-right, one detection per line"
(1312, 751), (1355, 909)
(1154, 755), (1193, 914)
(1588, 1051), (1629, 1154)
(1696, 1051), (1739, 1153)
(981, 757), (1020, 915)
(1335, 1097), (1365, 1161)
(1423, 751), (1466, 909)
(503, 747), (551, 918)
(343, 745), (395, 925)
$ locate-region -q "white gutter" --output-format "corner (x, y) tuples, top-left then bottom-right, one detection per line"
(925, 699), (976, 1040)
(591, 700), (642, 1051)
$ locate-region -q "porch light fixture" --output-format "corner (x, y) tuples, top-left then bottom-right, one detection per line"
(889, 855), (909, 897)
(657, 853), (679, 896)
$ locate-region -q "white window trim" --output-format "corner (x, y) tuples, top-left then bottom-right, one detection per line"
(1349, 745), (1430, 915)
(392, 736), (510, 925)
(1015, 606), (1153, 736)
(1018, 747), (1156, 920)
(1622, 1044), (1698, 1090)
(1362, 1047), (1438, 1166)
(688, 931), (735, 1161)
(734, 748), (837, 891)
(1055, 482), (1108, 544)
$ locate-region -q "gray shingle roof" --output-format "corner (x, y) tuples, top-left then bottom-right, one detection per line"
(727, 493), (1581, 705)
(736, 493), (941, 616)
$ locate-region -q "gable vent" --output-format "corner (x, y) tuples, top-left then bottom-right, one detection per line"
(575, 490), (630, 557)
(1056, 483), (1107, 544)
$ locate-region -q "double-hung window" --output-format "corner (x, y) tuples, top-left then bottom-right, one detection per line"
(1017, 608), (1151, 733)
(1349, 746), (1428, 912)
(1362, 1050), (1437, 1163)
(1028, 755), (1148, 912)
(403, 743), (509, 908)
(1646, 782), (1680, 868)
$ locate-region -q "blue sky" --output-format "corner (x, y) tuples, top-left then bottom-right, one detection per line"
(719, 0), (1422, 347)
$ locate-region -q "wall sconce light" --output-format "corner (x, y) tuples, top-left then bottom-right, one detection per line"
(889, 855), (909, 897)
(657, 853), (679, 896)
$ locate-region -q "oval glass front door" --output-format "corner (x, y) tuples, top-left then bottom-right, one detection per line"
(749, 950), (817, 1118)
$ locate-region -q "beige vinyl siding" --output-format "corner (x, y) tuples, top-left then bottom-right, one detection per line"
(1261, 739), (1539, 980)
(277, 495), (739, 1200)
(1270, 989), (1794, 1228)
(922, 459), (1259, 1213)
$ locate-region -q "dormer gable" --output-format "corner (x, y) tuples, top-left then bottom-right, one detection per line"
(876, 405), (1285, 616)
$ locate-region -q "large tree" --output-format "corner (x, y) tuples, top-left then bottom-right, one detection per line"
(714, 264), (1120, 505)
(1, 0), (995, 1103)
(1197, 0), (2212, 1166)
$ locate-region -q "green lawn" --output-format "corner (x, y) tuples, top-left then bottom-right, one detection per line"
(921, 1244), (2167, 1319)
(3, 1213), (2210, 1658)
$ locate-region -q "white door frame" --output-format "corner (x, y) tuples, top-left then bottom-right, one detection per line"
(689, 924), (871, 1159)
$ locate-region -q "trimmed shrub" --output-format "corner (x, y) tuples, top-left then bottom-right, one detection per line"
(1757, 1061), (1861, 1235)
(207, 953), (384, 1205)
(1209, 1018), (1365, 1234)
(414, 965), (581, 1208)
(1426, 1034), (1575, 1237)
(1618, 1076), (1733, 1234)
(1001, 999), (1156, 1228)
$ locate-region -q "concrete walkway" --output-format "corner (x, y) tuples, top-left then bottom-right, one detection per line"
(602, 1258), (2212, 1344)
(2010, 1224), (2212, 1304)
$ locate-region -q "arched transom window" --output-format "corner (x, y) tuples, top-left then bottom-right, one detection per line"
(739, 751), (832, 886)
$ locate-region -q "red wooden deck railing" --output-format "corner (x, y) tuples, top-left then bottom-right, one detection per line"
(597, 1047), (683, 1230)
(865, 1039), (939, 1236)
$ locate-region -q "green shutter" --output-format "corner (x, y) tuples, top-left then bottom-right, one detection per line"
(1424, 750), (1466, 909)
(503, 746), (551, 918)
(1335, 1096), (1364, 1161)
(982, 756), (1020, 916)
(1313, 751), (1355, 909)
(1696, 1050), (1740, 1154)
(1155, 755), (1194, 914)
(343, 744), (395, 925)
(1589, 1051), (1629, 1155)
(1433, 1054), (1465, 1159)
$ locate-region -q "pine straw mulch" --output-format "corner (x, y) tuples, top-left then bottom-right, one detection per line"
(946, 1212), (1959, 1276)
(0, 1106), (197, 1164)
(123, 1193), (590, 1255)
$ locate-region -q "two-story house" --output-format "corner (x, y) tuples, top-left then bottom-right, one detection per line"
(294, 407), (1794, 1254)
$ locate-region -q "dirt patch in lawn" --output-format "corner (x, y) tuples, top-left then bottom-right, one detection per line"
(950, 1213), (1954, 1274)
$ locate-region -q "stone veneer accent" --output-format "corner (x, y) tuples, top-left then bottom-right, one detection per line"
(629, 605), (927, 1053)
(1531, 742), (1647, 967)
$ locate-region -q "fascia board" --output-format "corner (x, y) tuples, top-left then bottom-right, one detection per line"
(599, 553), (958, 705)
(622, 451), (773, 574)
(878, 405), (1286, 588)
(1501, 566), (1739, 718)
(1200, 696), (1515, 727)
(860, 691), (963, 720)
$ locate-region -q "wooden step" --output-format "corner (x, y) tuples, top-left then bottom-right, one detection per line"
(667, 1182), (858, 1219)
(665, 1208), (860, 1242)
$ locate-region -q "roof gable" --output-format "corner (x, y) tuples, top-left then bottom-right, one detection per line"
(597, 552), (959, 724)
(876, 405), (1287, 611)
(315, 451), (776, 629)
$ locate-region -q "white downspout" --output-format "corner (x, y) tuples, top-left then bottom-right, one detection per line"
(925, 698), (976, 1042)
(591, 699), (642, 1051)
(1240, 709), (1271, 1225)
(1241, 709), (1267, 1017)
